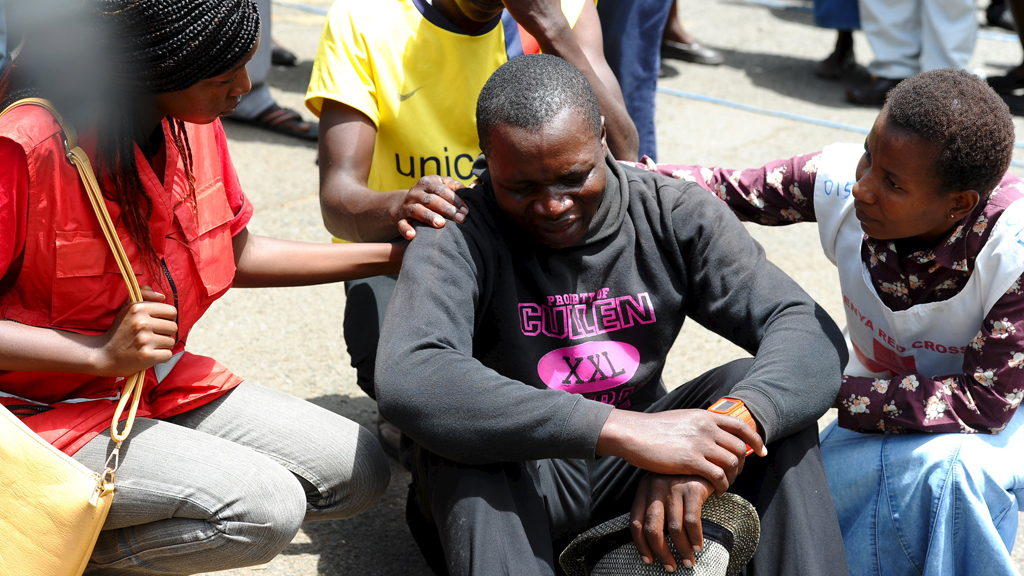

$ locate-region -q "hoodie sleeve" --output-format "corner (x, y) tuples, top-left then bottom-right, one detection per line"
(668, 179), (847, 442)
(374, 218), (613, 464)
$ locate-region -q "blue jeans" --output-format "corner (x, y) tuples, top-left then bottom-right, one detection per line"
(596, 0), (673, 162)
(814, 0), (860, 30)
(820, 410), (1024, 576)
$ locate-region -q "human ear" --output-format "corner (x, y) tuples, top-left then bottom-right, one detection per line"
(949, 190), (980, 220)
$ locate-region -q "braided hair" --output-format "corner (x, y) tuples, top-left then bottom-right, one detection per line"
(0, 0), (260, 275)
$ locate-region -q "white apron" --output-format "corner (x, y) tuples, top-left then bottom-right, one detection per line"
(813, 143), (1024, 379)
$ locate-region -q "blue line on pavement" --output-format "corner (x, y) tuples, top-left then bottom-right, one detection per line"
(979, 30), (1020, 42)
(737, 0), (813, 12)
(656, 86), (870, 134)
(654, 86), (1024, 167)
(272, 0), (328, 15)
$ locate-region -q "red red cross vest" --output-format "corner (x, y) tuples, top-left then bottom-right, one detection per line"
(0, 105), (246, 455)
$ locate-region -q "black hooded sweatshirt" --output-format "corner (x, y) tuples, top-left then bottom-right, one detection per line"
(376, 156), (846, 464)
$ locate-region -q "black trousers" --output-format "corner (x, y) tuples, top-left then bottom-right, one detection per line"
(407, 359), (850, 576)
(342, 274), (398, 399)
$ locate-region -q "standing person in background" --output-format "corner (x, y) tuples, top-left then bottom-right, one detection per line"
(813, 0), (859, 79)
(306, 0), (637, 456)
(0, 0), (9, 74)
(227, 0), (319, 140)
(845, 0), (977, 105)
(596, 0), (673, 161)
(0, 1), (400, 572)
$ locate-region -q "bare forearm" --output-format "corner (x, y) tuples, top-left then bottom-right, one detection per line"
(319, 176), (405, 242)
(536, 24), (639, 160)
(0, 320), (102, 374)
(232, 229), (404, 288)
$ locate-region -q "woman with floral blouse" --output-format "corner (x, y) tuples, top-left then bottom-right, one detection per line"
(638, 69), (1023, 576)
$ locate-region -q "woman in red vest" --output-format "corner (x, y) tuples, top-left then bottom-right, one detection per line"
(0, 1), (404, 573)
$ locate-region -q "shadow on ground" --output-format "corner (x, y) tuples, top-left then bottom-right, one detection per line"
(720, 0), (816, 27)
(283, 394), (435, 576)
(693, 46), (874, 108)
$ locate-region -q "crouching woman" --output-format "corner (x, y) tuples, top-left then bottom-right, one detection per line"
(639, 69), (1024, 576)
(0, 1), (397, 573)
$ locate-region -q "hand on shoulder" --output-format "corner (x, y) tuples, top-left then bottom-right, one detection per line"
(394, 176), (469, 240)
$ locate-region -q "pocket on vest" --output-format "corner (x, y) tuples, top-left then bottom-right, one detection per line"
(51, 230), (139, 331)
(172, 178), (236, 297)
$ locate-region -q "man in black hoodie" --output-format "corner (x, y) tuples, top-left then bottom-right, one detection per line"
(376, 54), (850, 576)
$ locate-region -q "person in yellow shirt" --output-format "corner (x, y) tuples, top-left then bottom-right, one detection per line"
(305, 0), (638, 456)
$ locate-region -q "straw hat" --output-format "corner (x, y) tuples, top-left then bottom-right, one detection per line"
(559, 492), (759, 576)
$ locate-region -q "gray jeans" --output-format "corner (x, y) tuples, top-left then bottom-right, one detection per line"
(73, 382), (390, 575)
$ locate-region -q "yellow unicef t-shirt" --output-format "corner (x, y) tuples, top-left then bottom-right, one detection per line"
(306, 0), (586, 193)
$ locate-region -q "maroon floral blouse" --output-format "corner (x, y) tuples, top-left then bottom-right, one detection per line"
(631, 153), (1024, 434)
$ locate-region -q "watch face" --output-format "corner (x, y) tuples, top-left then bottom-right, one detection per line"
(714, 399), (739, 412)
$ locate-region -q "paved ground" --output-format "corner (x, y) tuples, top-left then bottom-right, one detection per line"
(195, 0), (1024, 573)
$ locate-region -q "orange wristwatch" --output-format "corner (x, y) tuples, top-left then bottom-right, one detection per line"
(707, 397), (757, 456)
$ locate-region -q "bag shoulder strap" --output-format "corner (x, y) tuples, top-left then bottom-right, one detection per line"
(0, 98), (145, 446)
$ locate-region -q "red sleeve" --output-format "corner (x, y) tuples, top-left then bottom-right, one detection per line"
(0, 138), (29, 279)
(212, 119), (254, 236)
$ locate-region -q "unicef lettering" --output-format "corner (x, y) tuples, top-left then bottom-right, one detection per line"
(395, 147), (475, 180)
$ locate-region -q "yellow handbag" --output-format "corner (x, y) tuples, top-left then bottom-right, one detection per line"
(0, 98), (146, 576)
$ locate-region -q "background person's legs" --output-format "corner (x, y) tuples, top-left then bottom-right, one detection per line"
(228, 0), (317, 139)
(919, 0), (978, 72)
(232, 0), (273, 122)
(75, 382), (389, 575)
(858, 0), (922, 81)
(596, 0), (674, 161)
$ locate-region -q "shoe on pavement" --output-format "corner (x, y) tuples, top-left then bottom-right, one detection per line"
(816, 48), (856, 79)
(987, 67), (1024, 94)
(846, 76), (904, 106)
(272, 46), (298, 67)
(661, 40), (724, 65)
(987, 3), (1017, 31)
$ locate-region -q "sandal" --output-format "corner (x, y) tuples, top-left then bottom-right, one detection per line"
(242, 104), (319, 141)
